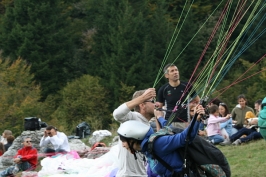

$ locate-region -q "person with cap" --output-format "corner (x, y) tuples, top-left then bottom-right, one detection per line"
(113, 88), (156, 177)
(39, 125), (70, 156)
(117, 104), (205, 177)
(0, 137), (37, 177)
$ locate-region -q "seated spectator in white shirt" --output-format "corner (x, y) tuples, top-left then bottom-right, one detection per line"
(39, 126), (70, 156)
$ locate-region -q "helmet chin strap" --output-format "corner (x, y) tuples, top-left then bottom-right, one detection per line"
(127, 140), (138, 160)
(127, 139), (147, 164)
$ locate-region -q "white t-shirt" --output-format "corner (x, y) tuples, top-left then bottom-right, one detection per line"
(113, 103), (149, 177)
(39, 131), (70, 152)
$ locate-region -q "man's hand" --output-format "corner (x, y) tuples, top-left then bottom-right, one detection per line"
(195, 105), (205, 121)
(142, 88), (156, 101)
(13, 158), (21, 164)
(154, 109), (164, 119)
(50, 129), (57, 136)
(44, 131), (48, 137)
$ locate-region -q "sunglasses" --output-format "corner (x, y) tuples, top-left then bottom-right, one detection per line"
(25, 141), (32, 143)
(47, 132), (51, 135)
(219, 103), (226, 106)
(144, 100), (155, 103)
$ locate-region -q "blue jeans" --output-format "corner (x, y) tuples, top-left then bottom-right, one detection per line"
(208, 134), (224, 144)
(230, 127), (255, 142)
(0, 161), (32, 177)
(44, 148), (67, 156)
(240, 132), (262, 143)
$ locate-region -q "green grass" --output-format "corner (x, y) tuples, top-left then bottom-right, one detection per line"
(218, 139), (266, 177)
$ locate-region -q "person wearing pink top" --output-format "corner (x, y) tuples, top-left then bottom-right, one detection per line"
(206, 105), (231, 144)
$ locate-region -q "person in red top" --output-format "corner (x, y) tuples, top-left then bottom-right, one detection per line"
(0, 142), (5, 156)
(0, 137), (37, 177)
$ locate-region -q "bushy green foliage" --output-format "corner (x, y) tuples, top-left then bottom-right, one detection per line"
(50, 75), (110, 134)
(0, 58), (42, 136)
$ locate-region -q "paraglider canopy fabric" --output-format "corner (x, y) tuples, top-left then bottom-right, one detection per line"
(258, 97), (266, 140)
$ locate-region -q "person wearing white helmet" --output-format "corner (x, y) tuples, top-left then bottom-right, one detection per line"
(117, 105), (205, 177)
(113, 88), (158, 177)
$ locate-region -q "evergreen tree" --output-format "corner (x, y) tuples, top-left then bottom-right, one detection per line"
(85, 0), (177, 109)
(0, 0), (79, 99)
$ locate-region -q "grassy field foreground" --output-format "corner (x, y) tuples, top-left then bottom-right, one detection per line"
(218, 139), (266, 177)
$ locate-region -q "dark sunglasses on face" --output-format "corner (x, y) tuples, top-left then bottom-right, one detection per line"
(144, 100), (155, 103)
(25, 141), (32, 143)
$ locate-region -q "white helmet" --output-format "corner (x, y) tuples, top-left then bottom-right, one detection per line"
(117, 120), (150, 140)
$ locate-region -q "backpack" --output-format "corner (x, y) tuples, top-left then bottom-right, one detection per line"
(24, 117), (41, 131)
(148, 126), (231, 177)
(75, 122), (91, 139)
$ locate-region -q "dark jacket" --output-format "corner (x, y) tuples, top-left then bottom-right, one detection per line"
(4, 143), (12, 151)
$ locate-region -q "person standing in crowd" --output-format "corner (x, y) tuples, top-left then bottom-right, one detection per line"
(231, 94), (255, 130)
(39, 125), (70, 156)
(4, 135), (15, 151)
(157, 63), (200, 129)
(117, 105), (205, 177)
(0, 130), (12, 145)
(0, 137), (37, 177)
(113, 88), (156, 177)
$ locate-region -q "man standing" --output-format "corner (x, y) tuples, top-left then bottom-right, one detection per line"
(40, 125), (70, 156)
(0, 137), (37, 177)
(157, 63), (200, 129)
(113, 88), (157, 177)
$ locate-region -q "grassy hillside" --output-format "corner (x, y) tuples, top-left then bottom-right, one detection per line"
(218, 139), (266, 177)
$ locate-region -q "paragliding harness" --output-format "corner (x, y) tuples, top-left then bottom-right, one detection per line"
(258, 101), (266, 140)
(148, 99), (231, 177)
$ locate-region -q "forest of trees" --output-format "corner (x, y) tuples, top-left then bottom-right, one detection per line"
(0, 0), (265, 136)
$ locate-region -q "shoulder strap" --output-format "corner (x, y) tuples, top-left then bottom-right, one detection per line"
(152, 152), (176, 175)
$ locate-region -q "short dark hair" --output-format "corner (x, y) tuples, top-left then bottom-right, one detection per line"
(6, 135), (15, 144)
(255, 99), (262, 105)
(209, 105), (219, 114)
(163, 63), (177, 74)
(209, 98), (223, 106)
(46, 125), (57, 131)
